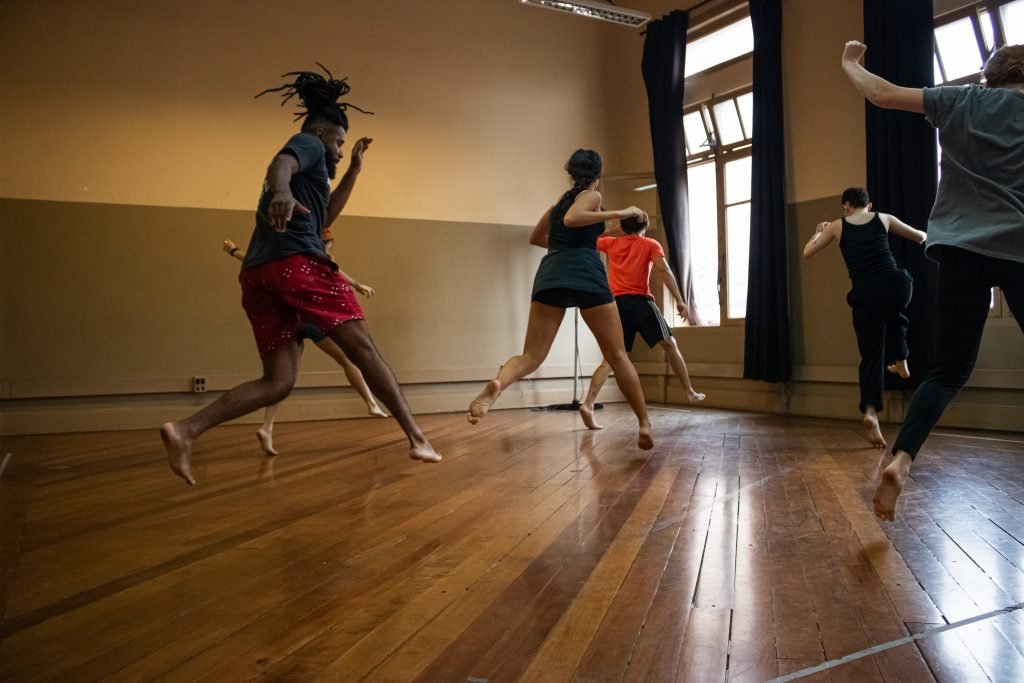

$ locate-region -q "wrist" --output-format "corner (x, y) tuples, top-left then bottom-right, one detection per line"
(229, 247), (239, 255)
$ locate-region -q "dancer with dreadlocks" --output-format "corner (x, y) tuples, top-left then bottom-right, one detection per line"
(221, 234), (387, 456)
(161, 65), (441, 485)
(467, 149), (656, 451)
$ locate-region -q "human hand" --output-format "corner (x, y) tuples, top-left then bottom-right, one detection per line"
(676, 302), (688, 322)
(623, 206), (649, 223)
(843, 41), (867, 64)
(268, 191), (310, 233)
(349, 137), (373, 172)
(222, 239), (238, 254)
(355, 282), (375, 297)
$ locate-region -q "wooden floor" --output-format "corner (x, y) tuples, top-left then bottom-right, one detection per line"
(1, 405), (1023, 682)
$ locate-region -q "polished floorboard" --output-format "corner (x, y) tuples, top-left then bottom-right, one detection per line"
(1, 405), (1023, 682)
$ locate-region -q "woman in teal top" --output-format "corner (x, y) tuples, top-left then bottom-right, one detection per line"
(467, 149), (656, 451)
(842, 41), (1024, 522)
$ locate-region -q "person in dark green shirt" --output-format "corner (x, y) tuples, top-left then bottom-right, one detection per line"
(841, 41), (1024, 522)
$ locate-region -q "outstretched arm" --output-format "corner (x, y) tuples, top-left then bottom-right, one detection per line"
(325, 137), (373, 228)
(223, 239), (245, 262)
(564, 191), (648, 227)
(652, 257), (688, 321)
(882, 214), (927, 245)
(337, 268), (375, 297)
(803, 219), (840, 259)
(842, 41), (925, 113)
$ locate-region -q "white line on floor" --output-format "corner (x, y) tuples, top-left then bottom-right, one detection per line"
(764, 600), (1024, 682)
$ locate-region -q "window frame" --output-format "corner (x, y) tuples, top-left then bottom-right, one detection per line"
(682, 85), (754, 327)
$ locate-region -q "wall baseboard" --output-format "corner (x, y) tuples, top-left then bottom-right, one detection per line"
(0, 379), (625, 436)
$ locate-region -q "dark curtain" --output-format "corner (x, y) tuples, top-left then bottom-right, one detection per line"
(864, 0), (937, 390)
(743, 0), (790, 382)
(642, 10), (704, 325)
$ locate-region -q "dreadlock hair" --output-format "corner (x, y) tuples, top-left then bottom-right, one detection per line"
(255, 62), (373, 132)
(558, 149), (603, 207)
(983, 44), (1024, 89)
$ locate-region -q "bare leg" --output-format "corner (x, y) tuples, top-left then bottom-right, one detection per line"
(579, 359), (612, 430)
(315, 337), (387, 417)
(657, 338), (705, 402)
(328, 320), (441, 463)
(886, 359), (910, 379)
(257, 403), (281, 456)
(467, 302), (565, 424)
(580, 304), (653, 450)
(873, 449), (913, 521)
(161, 342), (302, 485)
(863, 405), (886, 449)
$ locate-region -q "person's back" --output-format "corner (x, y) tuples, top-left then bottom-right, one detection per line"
(599, 234), (661, 297)
(926, 83), (1024, 263)
(547, 195), (604, 250)
(839, 212), (899, 283)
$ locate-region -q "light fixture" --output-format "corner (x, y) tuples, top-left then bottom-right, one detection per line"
(633, 183), (658, 192)
(519, 0), (652, 28)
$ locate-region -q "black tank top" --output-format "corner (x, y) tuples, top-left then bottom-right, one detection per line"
(839, 213), (898, 282)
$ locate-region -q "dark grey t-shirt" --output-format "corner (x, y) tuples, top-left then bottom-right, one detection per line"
(923, 85), (1024, 264)
(241, 133), (333, 271)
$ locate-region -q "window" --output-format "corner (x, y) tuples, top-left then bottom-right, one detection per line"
(933, 1), (1022, 319)
(685, 17), (753, 77)
(683, 90), (753, 326)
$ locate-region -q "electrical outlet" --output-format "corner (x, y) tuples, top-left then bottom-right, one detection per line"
(192, 376), (207, 393)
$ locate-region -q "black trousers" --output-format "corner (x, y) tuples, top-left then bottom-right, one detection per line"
(848, 269), (913, 413)
(893, 247), (1024, 459)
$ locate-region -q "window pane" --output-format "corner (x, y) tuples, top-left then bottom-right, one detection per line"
(725, 156), (751, 205)
(935, 18), (984, 80)
(736, 92), (754, 137)
(979, 10), (995, 51)
(684, 110), (710, 155)
(1002, 0), (1024, 44)
(685, 17), (754, 77)
(713, 100), (744, 145)
(726, 202), (751, 319)
(688, 161), (720, 326)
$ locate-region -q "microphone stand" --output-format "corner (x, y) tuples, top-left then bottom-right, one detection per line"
(547, 308), (603, 411)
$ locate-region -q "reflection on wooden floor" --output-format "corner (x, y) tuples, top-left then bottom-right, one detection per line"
(1, 405), (1023, 682)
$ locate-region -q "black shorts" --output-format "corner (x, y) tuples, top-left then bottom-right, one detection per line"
(616, 294), (673, 351)
(532, 287), (614, 310)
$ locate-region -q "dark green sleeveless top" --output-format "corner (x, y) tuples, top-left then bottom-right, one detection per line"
(531, 195), (612, 296)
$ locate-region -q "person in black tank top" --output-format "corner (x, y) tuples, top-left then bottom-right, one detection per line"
(803, 187), (926, 450)
(466, 149), (656, 451)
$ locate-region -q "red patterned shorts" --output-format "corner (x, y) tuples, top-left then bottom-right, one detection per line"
(239, 254), (364, 357)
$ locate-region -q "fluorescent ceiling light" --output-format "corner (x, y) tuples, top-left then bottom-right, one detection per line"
(633, 183), (657, 192)
(520, 0), (652, 28)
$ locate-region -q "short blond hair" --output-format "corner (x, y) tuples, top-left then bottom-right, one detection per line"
(983, 44), (1024, 88)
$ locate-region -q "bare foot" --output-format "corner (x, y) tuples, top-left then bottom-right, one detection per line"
(368, 403), (388, 418)
(638, 423), (654, 451)
(467, 380), (501, 425)
(873, 451), (912, 521)
(410, 442), (443, 463)
(687, 389), (706, 403)
(161, 422), (196, 486)
(863, 413), (887, 449)
(579, 403), (603, 430)
(887, 359), (910, 379)
(256, 427), (278, 456)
